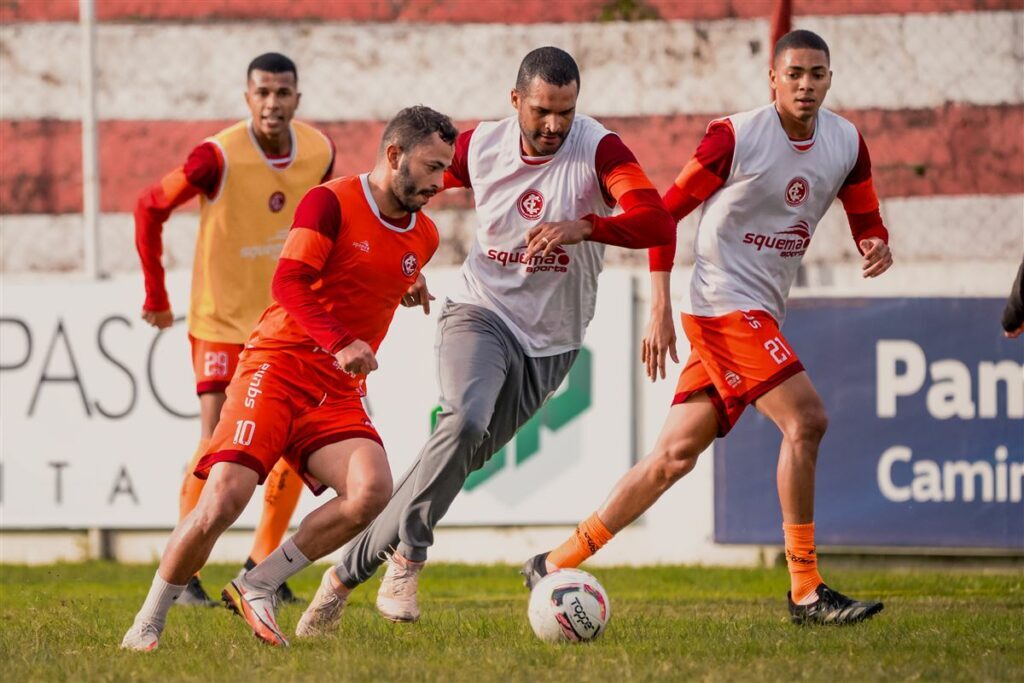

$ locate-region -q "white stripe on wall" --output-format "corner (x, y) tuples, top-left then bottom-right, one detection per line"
(1, 12), (1020, 120)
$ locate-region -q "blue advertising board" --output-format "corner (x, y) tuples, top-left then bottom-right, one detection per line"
(714, 298), (1024, 549)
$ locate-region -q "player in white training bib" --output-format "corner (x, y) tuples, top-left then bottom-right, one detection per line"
(526, 30), (892, 627)
(295, 47), (674, 635)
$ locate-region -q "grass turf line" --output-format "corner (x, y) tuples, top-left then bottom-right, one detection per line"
(0, 562), (1020, 682)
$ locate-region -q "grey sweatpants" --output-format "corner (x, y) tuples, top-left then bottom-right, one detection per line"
(335, 301), (577, 586)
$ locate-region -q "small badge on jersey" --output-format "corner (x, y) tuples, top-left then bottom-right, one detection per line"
(268, 191), (286, 212)
(784, 177), (808, 207)
(516, 189), (545, 220)
(401, 251), (419, 277)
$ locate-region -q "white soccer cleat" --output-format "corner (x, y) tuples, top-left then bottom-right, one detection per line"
(295, 567), (350, 639)
(375, 553), (424, 623)
(222, 575), (289, 647)
(120, 620), (161, 651)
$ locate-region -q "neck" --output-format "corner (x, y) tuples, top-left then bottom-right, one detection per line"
(252, 124), (292, 157)
(367, 166), (408, 219)
(774, 103), (816, 140)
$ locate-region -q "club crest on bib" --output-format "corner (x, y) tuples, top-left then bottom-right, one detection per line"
(268, 191), (286, 212)
(517, 189), (545, 220)
(401, 251), (419, 277)
(784, 177), (808, 207)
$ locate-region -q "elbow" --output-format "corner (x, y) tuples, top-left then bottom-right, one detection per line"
(644, 207), (676, 248)
(270, 271), (290, 305)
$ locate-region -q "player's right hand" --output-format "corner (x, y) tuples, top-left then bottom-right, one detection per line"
(641, 306), (679, 382)
(336, 339), (378, 376)
(141, 308), (174, 329)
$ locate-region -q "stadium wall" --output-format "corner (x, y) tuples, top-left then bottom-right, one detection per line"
(1, 2), (1021, 564)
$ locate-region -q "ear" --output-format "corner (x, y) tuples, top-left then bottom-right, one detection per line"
(768, 67), (778, 92)
(510, 88), (520, 111)
(294, 91), (302, 111)
(385, 143), (401, 170)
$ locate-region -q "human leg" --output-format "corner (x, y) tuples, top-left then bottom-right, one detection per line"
(755, 372), (883, 623)
(122, 462), (258, 650)
(523, 378), (720, 587)
(332, 304), (517, 591)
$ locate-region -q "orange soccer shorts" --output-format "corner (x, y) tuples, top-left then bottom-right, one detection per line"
(194, 347), (382, 495)
(674, 310), (805, 436)
(189, 334), (244, 395)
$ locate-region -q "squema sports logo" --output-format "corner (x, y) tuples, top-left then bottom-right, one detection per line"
(487, 245), (571, 274)
(428, 348), (593, 491)
(741, 220), (811, 258)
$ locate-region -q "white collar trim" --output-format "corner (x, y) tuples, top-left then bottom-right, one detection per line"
(359, 173), (416, 233)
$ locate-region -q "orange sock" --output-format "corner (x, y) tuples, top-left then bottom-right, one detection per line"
(178, 438), (210, 522)
(783, 522), (824, 604)
(548, 513), (614, 569)
(248, 460), (304, 563)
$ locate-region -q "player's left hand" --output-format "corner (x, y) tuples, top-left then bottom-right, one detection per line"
(860, 238), (893, 278)
(524, 219), (593, 262)
(401, 273), (435, 314)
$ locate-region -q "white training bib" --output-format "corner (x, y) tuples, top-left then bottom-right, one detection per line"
(449, 114), (615, 356)
(687, 104), (860, 323)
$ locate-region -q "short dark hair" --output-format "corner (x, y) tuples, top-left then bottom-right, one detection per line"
(773, 30), (830, 64)
(247, 52), (298, 82)
(379, 105), (458, 155)
(515, 46), (580, 94)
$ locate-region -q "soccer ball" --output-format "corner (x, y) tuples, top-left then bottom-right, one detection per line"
(527, 569), (611, 643)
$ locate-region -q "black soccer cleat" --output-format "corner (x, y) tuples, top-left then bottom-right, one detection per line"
(176, 575), (219, 608)
(788, 584), (884, 625)
(276, 580), (303, 605)
(520, 552), (551, 590)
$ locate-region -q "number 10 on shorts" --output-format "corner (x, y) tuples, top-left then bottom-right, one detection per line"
(763, 337), (792, 365)
(233, 419), (256, 446)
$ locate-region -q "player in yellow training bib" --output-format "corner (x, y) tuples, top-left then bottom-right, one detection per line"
(134, 52), (335, 606)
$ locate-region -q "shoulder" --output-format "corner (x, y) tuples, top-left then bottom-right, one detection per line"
(208, 119), (250, 144)
(726, 104), (775, 134)
(819, 107), (859, 140)
(573, 114), (612, 144)
(292, 120), (334, 151)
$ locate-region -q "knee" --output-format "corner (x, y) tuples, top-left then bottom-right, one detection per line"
(195, 473), (251, 531)
(782, 405), (829, 446)
(440, 408), (490, 445)
(194, 490), (246, 533)
(649, 440), (703, 487)
(346, 479), (392, 528)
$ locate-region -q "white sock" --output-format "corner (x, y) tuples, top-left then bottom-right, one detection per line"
(245, 537), (310, 592)
(135, 572), (185, 629)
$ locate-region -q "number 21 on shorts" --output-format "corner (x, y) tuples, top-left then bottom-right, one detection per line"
(763, 336), (792, 365)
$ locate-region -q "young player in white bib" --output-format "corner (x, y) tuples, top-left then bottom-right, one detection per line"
(295, 47), (675, 636)
(524, 30), (892, 626)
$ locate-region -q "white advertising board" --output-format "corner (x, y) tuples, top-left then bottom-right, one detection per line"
(0, 267), (635, 529)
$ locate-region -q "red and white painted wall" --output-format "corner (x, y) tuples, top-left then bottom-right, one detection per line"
(0, 0), (1020, 277)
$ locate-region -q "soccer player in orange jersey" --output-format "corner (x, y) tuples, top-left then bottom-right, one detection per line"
(135, 53), (334, 606)
(121, 107), (457, 651)
(524, 31), (891, 626)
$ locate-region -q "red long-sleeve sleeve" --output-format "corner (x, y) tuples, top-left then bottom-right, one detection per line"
(583, 134), (674, 249)
(837, 132), (889, 253)
(649, 120), (734, 271)
(271, 186), (356, 353)
(443, 129), (474, 190)
(134, 142), (222, 310)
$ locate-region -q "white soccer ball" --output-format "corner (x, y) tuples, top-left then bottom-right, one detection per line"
(527, 569), (611, 643)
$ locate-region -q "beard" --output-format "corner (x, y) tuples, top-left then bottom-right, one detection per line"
(519, 120), (568, 155)
(391, 160), (428, 214)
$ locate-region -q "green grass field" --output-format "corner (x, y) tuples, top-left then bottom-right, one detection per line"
(1, 561), (1021, 682)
